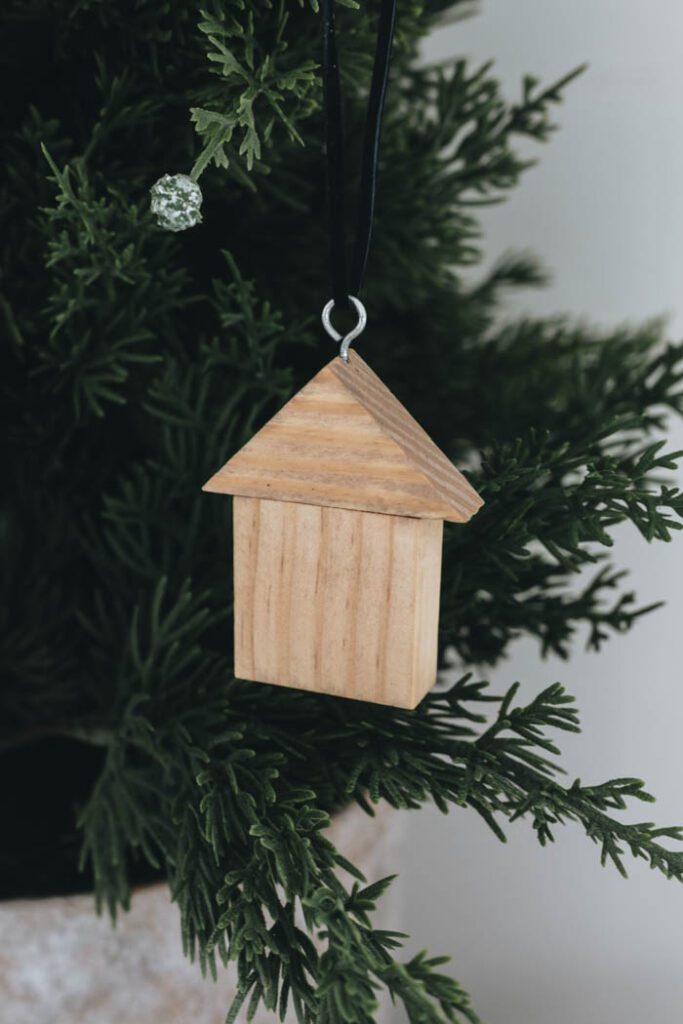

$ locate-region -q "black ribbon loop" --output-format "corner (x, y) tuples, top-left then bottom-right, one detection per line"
(321, 0), (398, 310)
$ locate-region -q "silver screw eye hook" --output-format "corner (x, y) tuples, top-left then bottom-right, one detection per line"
(321, 296), (367, 362)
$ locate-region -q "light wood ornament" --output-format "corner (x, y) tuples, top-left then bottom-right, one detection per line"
(233, 497), (443, 708)
(204, 350), (482, 523)
(204, 351), (483, 708)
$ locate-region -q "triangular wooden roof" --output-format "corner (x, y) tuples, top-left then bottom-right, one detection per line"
(203, 352), (483, 523)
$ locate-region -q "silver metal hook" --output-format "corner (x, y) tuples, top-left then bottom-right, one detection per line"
(321, 296), (367, 362)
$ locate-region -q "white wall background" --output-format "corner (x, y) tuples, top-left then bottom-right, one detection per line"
(400, 4), (683, 1023)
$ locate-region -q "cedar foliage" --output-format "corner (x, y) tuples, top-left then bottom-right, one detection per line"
(2, 1), (683, 1021)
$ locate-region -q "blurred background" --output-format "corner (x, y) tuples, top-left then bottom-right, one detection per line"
(400, 3), (683, 1022)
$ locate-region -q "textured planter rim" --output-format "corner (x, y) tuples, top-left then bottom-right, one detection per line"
(0, 800), (402, 1024)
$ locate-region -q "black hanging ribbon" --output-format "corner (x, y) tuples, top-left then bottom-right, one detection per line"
(321, 0), (398, 310)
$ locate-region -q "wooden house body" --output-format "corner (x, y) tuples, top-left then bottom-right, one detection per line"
(203, 352), (483, 709)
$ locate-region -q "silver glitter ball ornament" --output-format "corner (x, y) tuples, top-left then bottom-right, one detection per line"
(150, 173), (203, 232)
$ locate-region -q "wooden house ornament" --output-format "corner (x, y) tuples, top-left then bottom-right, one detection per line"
(203, 352), (483, 709)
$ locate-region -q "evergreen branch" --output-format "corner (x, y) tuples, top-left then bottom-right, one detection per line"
(191, 3), (318, 179)
(310, 677), (683, 884)
(74, 668), (683, 1022)
(37, 148), (187, 418)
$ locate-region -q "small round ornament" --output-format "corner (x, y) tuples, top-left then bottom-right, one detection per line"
(149, 173), (203, 232)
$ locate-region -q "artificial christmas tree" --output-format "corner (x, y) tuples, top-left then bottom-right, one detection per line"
(2, 2), (683, 1022)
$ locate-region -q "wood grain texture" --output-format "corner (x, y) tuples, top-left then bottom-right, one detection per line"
(233, 496), (443, 708)
(204, 352), (483, 524)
